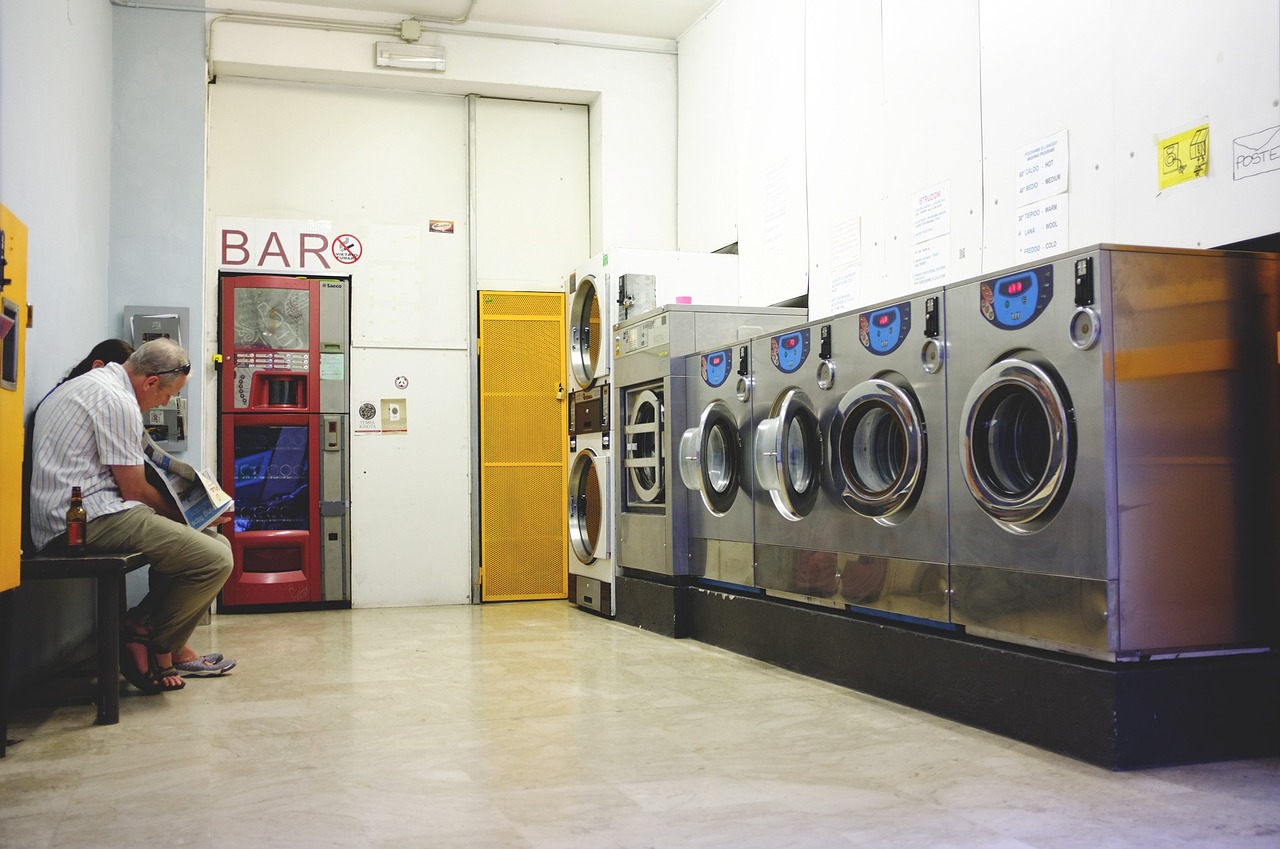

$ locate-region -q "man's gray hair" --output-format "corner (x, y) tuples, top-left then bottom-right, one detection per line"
(126, 338), (191, 388)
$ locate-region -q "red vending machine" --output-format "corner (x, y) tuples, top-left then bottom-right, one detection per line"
(218, 274), (351, 608)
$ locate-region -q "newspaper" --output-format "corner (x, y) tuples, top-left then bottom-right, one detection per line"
(144, 456), (234, 531)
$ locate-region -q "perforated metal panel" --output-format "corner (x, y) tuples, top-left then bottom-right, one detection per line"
(478, 291), (567, 601)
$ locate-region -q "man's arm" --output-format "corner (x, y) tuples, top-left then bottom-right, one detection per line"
(111, 463), (185, 523)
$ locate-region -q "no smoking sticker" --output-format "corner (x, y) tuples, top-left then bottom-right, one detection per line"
(332, 234), (362, 264)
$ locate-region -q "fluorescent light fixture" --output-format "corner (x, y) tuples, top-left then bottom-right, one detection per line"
(375, 41), (446, 71)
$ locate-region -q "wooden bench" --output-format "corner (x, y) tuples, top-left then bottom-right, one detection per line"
(14, 551), (148, 727)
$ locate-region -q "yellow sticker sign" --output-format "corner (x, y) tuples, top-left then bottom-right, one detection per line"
(1158, 123), (1210, 190)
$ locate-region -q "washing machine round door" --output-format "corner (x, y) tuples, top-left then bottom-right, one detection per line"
(568, 448), (608, 563)
(568, 277), (604, 388)
(960, 358), (1073, 527)
(679, 401), (742, 516)
(754, 389), (822, 521)
(625, 388), (664, 504)
(833, 377), (925, 520)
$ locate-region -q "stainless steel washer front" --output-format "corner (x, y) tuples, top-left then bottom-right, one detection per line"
(946, 245), (1280, 659)
(752, 296), (950, 624)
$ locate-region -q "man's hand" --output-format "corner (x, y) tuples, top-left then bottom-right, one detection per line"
(111, 464), (185, 522)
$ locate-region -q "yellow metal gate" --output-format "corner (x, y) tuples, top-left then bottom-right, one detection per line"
(478, 291), (566, 601)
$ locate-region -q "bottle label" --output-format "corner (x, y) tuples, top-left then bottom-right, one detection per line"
(68, 521), (86, 547)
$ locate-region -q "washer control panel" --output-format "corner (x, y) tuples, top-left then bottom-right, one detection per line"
(859, 302), (911, 355)
(980, 263), (1054, 329)
(771, 328), (810, 374)
(701, 348), (732, 388)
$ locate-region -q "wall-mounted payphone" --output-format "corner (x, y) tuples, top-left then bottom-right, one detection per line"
(123, 305), (190, 452)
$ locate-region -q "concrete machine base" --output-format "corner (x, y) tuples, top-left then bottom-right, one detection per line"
(616, 573), (1280, 769)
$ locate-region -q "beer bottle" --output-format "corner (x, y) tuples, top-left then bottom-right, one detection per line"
(66, 486), (87, 548)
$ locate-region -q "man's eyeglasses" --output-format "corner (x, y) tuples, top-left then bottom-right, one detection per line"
(148, 363), (192, 378)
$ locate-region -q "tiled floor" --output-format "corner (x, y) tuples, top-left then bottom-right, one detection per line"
(3, 602), (1279, 848)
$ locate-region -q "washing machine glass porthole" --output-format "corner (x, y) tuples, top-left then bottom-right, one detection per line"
(682, 402), (741, 516)
(630, 402), (658, 492)
(568, 451), (603, 563)
(978, 387), (1052, 497)
(850, 406), (904, 493)
(624, 388), (665, 505)
(786, 417), (814, 493)
(961, 358), (1072, 527)
(755, 389), (821, 521)
(569, 279), (602, 387)
(706, 426), (732, 493)
(834, 378), (924, 519)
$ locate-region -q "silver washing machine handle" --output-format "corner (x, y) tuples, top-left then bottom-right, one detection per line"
(678, 426), (702, 492)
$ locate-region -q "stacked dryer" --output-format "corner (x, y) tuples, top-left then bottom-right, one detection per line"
(750, 292), (951, 624)
(565, 249), (741, 615)
(946, 245), (1280, 659)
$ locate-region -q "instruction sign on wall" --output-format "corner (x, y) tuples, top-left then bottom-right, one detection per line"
(1158, 123), (1210, 190)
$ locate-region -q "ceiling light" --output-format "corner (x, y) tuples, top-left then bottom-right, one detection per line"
(375, 42), (446, 72)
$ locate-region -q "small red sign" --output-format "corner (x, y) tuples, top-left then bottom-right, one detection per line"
(332, 234), (363, 264)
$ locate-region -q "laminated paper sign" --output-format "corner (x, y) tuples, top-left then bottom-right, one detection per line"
(1158, 123), (1210, 190)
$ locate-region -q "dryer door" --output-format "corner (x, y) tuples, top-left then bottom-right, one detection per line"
(568, 448), (610, 563)
(754, 389), (821, 521)
(960, 358), (1073, 528)
(624, 387), (664, 506)
(833, 377), (925, 520)
(568, 276), (604, 389)
(679, 400), (742, 517)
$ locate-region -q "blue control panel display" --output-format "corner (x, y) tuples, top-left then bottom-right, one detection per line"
(771, 329), (809, 374)
(859, 303), (911, 355)
(701, 348), (732, 388)
(980, 263), (1054, 329)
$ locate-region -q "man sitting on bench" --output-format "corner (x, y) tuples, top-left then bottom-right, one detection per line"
(28, 338), (235, 694)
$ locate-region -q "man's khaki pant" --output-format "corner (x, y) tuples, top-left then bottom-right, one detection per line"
(85, 506), (233, 654)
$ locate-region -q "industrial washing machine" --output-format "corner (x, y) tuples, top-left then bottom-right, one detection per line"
(566, 249), (740, 393)
(947, 245), (1280, 659)
(613, 305), (805, 578)
(748, 321), (829, 601)
(678, 313), (805, 589)
(567, 385), (614, 615)
(751, 292), (950, 624)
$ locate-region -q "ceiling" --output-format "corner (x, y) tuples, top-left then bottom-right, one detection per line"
(247, 0), (721, 40)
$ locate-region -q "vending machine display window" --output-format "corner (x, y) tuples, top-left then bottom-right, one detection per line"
(232, 425), (310, 533)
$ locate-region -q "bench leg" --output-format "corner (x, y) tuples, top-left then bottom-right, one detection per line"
(95, 574), (122, 725)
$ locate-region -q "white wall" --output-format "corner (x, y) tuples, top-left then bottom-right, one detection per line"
(1, 0), (115, 398)
(207, 79), (474, 607)
(978, 0), (1117, 266)
(678, 0), (808, 305)
(207, 80), (590, 607)
(110, 8), (209, 459)
(680, 0), (1280, 316)
(0, 0), (115, 685)
(475, 99), (589, 292)
(207, 15), (679, 256)
(1110, 0), (1280, 249)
